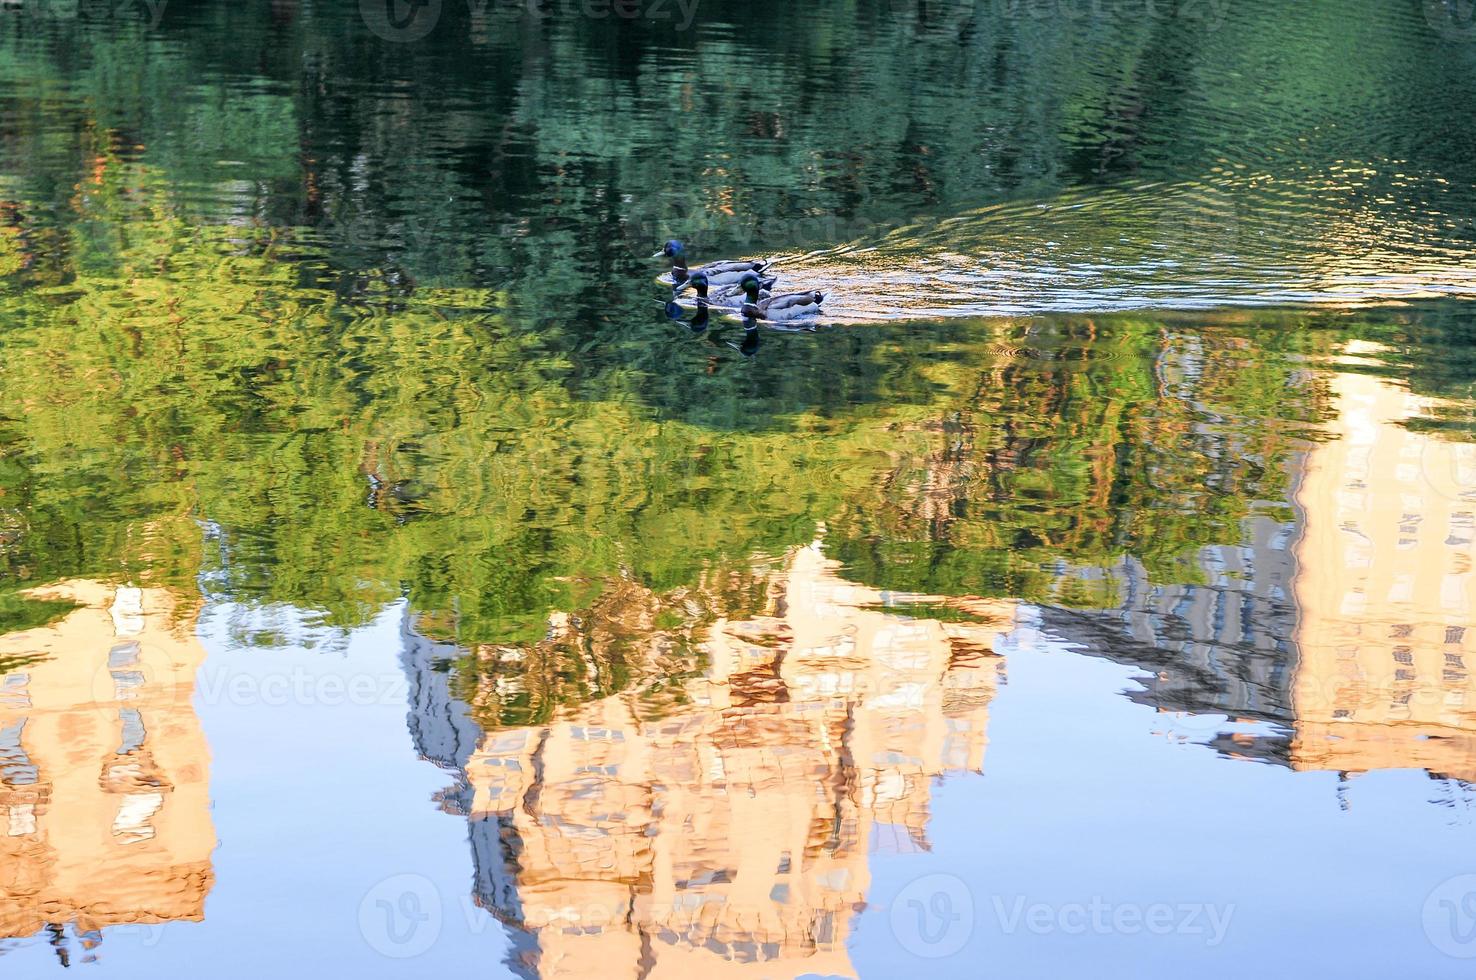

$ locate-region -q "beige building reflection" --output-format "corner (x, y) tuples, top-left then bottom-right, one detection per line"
(412, 543), (1012, 978)
(1033, 343), (1476, 783)
(1291, 351), (1476, 779)
(0, 581), (214, 958)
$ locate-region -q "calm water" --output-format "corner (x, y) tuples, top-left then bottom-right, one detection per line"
(3, 1), (1476, 976)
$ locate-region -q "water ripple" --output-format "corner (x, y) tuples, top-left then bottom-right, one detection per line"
(775, 170), (1476, 320)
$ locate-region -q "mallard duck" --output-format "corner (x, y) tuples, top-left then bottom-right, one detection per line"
(736, 271), (825, 321)
(652, 240), (774, 287)
(673, 270), (777, 307)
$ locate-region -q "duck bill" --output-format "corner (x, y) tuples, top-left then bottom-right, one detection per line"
(672, 280), (693, 296)
(649, 249), (666, 259)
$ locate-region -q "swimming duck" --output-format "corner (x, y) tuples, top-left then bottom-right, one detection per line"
(736, 271), (825, 321)
(653, 240), (774, 287)
(673, 270), (777, 308)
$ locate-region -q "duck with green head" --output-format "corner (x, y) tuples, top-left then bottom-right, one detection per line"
(653, 239), (774, 287)
(673, 269), (778, 308)
(736, 271), (825, 321)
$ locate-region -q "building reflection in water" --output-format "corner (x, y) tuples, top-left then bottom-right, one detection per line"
(0, 344), (1470, 970)
(0, 582), (214, 964)
(1036, 327), (1306, 746)
(404, 542), (1014, 978)
(1040, 510), (1300, 744)
(397, 351), (1476, 976)
(1043, 347), (1476, 783)
(1290, 349), (1476, 780)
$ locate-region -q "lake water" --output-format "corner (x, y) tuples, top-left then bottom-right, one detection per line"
(2, 1), (1476, 976)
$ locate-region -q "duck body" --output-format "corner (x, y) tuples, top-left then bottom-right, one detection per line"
(743, 291), (826, 321)
(687, 259), (772, 286)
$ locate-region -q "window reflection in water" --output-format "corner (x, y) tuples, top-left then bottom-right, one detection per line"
(0, 583), (214, 964)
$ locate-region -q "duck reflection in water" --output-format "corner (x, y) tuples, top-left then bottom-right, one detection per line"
(662, 297), (711, 335)
(664, 298), (761, 358)
(664, 296), (767, 358)
(735, 318), (760, 357)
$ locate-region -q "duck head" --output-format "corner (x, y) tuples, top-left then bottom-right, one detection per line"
(654, 239), (690, 282)
(739, 271), (764, 301)
(673, 270), (710, 300)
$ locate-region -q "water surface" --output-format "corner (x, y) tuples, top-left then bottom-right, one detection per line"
(2, 1), (1476, 976)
